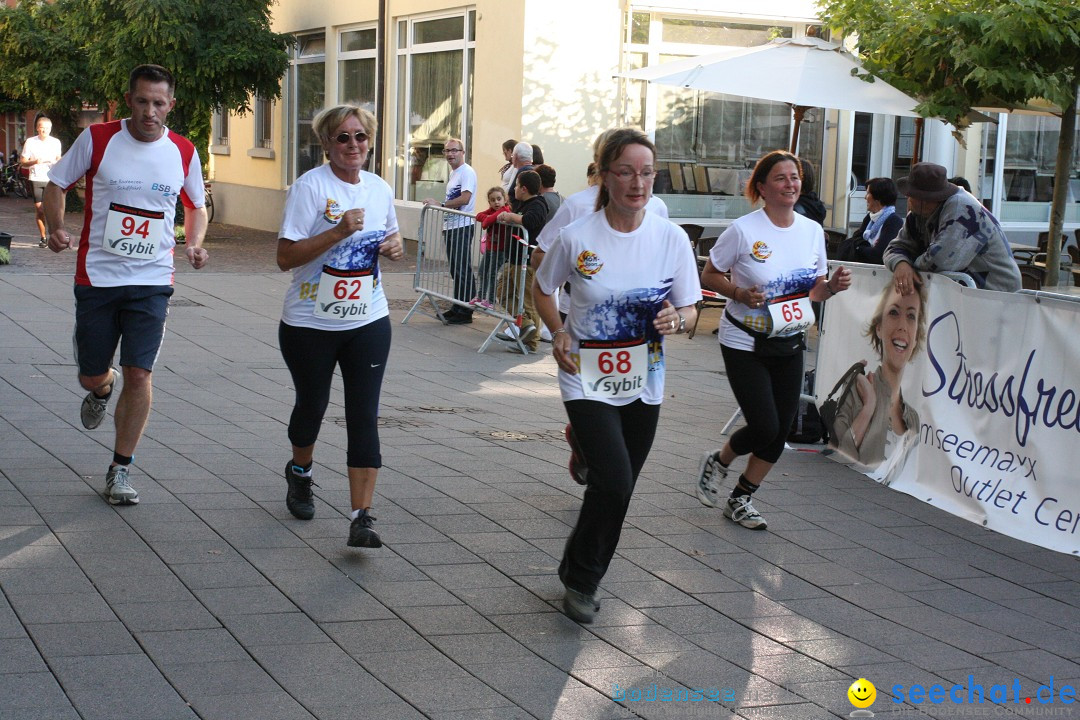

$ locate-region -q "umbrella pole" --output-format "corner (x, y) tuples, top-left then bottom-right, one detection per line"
(789, 105), (807, 153)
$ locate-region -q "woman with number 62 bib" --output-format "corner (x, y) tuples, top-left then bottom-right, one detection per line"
(276, 105), (404, 549)
(534, 128), (700, 623)
(696, 150), (850, 530)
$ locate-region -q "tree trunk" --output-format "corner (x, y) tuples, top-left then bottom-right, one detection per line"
(1044, 86), (1077, 289)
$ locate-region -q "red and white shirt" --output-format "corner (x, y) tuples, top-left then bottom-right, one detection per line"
(49, 119), (204, 287)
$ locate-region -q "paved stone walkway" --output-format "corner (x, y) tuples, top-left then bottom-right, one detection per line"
(1, 197), (1077, 719)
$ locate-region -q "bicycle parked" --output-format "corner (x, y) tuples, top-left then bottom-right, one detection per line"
(0, 153), (29, 198)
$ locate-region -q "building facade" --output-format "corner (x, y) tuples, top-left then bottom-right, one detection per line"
(210, 0), (1079, 244)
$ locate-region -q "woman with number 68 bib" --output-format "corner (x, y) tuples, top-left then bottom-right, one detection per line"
(276, 105), (404, 549)
(696, 150), (850, 530)
(534, 128), (700, 623)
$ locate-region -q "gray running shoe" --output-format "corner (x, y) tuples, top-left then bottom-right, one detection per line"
(724, 495), (767, 530)
(105, 465), (139, 505)
(80, 368), (116, 430)
(695, 450), (728, 508)
(562, 585), (597, 623)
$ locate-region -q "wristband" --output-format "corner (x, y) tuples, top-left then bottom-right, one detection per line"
(552, 327), (568, 335)
(825, 281), (836, 296)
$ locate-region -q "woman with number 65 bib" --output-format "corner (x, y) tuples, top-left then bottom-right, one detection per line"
(276, 105), (404, 549)
(696, 150), (850, 530)
(534, 128), (700, 623)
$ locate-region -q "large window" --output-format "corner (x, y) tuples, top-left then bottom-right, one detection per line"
(394, 9), (475, 201)
(288, 33), (326, 183)
(339, 26), (377, 113)
(622, 9), (811, 216)
(988, 115), (1080, 224)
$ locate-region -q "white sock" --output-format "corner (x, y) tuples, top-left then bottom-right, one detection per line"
(350, 508), (362, 520)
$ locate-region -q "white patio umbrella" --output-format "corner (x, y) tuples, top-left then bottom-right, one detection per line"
(621, 37), (921, 152)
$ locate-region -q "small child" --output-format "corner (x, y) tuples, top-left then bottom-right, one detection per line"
(471, 187), (512, 310)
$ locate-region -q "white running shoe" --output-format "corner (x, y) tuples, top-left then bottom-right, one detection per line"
(724, 495), (767, 530)
(695, 450), (728, 508)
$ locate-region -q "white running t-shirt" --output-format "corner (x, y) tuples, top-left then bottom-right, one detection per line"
(279, 164), (398, 331)
(536, 211), (701, 405)
(48, 119), (204, 287)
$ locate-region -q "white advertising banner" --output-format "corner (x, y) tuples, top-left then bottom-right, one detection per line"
(816, 263), (1080, 555)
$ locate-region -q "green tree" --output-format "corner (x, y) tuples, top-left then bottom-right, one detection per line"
(821, 0), (1080, 286)
(0, 0), (293, 171)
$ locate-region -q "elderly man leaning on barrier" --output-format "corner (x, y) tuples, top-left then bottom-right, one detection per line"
(884, 162), (1021, 296)
(423, 138), (477, 324)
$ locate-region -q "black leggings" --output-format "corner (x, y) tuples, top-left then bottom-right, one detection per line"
(559, 399), (660, 595)
(278, 317), (391, 468)
(720, 345), (803, 465)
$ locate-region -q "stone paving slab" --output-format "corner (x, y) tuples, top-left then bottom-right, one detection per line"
(1, 195), (1079, 718)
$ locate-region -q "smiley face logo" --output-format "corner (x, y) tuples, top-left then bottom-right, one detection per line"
(847, 678), (876, 709)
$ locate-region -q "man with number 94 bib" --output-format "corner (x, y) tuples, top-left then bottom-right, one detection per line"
(43, 64), (209, 507)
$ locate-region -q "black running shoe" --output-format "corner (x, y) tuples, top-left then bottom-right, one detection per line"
(347, 509), (383, 548)
(284, 461), (315, 520)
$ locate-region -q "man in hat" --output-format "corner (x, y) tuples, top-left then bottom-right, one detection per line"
(884, 162), (1020, 294)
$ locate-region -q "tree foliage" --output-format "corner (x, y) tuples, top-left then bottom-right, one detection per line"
(820, 0), (1080, 130)
(0, 0), (293, 162)
(821, 0), (1080, 286)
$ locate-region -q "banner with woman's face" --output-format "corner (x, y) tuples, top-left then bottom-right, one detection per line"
(817, 263), (1079, 556)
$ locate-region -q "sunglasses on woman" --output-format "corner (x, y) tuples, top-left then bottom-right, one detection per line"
(335, 131), (369, 144)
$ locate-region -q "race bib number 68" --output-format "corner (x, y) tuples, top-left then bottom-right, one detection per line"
(578, 338), (648, 399)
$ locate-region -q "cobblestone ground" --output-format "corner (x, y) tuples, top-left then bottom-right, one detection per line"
(1, 194), (1078, 720)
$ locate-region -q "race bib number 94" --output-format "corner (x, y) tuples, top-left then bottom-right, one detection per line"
(767, 291), (815, 337)
(578, 338), (648, 399)
(102, 203), (164, 260)
(314, 266), (374, 320)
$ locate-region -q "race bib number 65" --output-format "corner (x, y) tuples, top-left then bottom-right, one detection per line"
(102, 203), (164, 260)
(578, 338), (648, 399)
(767, 291), (815, 337)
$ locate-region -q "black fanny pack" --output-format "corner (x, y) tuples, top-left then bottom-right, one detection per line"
(725, 310), (805, 358)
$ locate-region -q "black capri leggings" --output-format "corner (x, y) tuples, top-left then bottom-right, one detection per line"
(559, 399), (660, 596)
(279, 317), (391, 468)
(720, 344), (803, 465)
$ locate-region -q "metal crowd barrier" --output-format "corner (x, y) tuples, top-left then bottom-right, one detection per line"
(401, 204), (533, 353)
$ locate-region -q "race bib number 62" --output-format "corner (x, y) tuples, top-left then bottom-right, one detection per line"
(314, 266), (374, 320)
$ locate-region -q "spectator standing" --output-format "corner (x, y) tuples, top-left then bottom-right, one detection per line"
(495, 170), (548, 353)
(535, 164), (561, 222)
(472, 186), (511, 310)
(499, 139), (516, 192)
(884, 162), (1021, 294)
(423, 138), (478, 323)
(506, 142), (534, 210)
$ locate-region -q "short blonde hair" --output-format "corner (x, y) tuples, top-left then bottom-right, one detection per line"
(313, 105), (377, 151)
